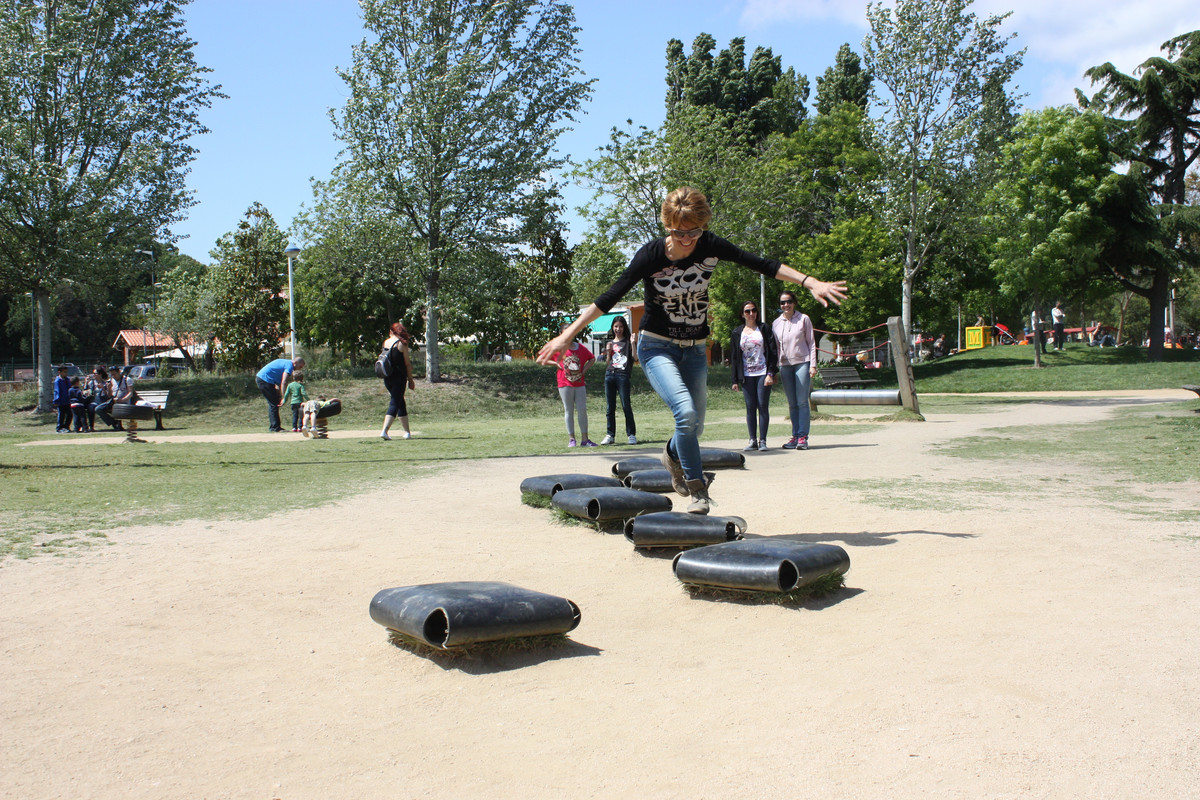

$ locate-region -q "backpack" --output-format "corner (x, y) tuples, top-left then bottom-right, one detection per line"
(375, 341), (397, 379)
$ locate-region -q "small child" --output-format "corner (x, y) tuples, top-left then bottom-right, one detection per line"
(67, 377), (89, 432)
(301, 397), (322, 438)
(281, 370), (310, 432)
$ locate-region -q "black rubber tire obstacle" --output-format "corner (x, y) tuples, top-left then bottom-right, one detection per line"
(315, 399), (342, 419)
(369, 581), (581, 649)
(672, 539), (850, 593)
(520, 473), (624, 499)
(612, 448), (744, 478)
(622, 469), (715, 494)
(624, 511), (745, 549)
(551, 486), (672, 521)
(111, 403), (155, 421)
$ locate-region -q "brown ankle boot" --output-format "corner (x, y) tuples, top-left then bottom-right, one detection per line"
(661, 442), (690, 497)
(685, 478), (712, 515)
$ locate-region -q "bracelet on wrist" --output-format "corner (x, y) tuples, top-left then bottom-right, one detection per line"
(801, 276), (810, 289)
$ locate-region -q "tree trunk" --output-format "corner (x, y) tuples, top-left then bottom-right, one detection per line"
(424, 270), (441, 383)
(1145, 266), (1171, 362)
(36, 290), (53, 413)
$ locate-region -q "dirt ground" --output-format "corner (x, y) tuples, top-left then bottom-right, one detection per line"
(3, 391), (1199, 799)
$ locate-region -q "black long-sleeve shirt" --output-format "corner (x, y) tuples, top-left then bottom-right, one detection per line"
(593, 232), (781, 341)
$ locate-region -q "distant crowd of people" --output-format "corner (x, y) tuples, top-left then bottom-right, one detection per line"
(51, 364), (142, 434)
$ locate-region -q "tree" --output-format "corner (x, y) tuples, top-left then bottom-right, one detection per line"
(571, 121), (667, 251)
(665, 34), (808, 142)
(863, 0), (1024, 342)
(0, 0), (220, 410)
(147, 251), (211, 371)
(570, 234), (630, 309)
(333, 0), (592, 382)
(815, 43), (871, 116)
(291, 171), (420, 364)
(985, 107), (1147, 367)
(207, 204), (288, 372)
(1083, 31), (1200, 360)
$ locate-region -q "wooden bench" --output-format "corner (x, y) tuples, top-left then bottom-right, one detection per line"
(135, 389), (170, 429)
(817, 366), (877, 389)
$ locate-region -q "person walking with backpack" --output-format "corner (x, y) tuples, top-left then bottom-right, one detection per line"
(378, 321), (416, 440)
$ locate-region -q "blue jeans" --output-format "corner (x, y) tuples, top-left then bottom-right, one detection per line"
(637, 336), (707, 481)
(778, 363), (812, 439)
(604, 370), (635, 437)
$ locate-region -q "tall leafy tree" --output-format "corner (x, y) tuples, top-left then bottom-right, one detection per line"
(863, 0), (1023, 342)
(291, 170), (420, 364)
(665, 34), (808, 141)
(207, 204), (288, 372)
(1083, 30), (1200, 360)
(149, 252), (214, 371)
(570, 234), (630, 308)
(571, 120), (667, 251)
(815, 43), (871, 116)
(333, 0), (592, 381)
(0, 0), (220, 410)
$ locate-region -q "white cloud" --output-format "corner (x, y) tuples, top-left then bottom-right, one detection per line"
(738, 0), (867, 28)
(736, 0), (1200, 106)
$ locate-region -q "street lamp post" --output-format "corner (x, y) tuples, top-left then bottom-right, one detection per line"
(284, 246), (301, 358)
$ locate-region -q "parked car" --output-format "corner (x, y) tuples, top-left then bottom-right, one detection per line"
(123, 364), (188, 379)
(52, 363), (84, 378)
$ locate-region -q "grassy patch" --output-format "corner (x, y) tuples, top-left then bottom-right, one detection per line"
(386, 629), (572, 658)
(681, 572), (846, 605)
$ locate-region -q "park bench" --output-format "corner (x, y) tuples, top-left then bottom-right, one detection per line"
(134, 389), (170, 430)
(817, 366), (876, 389)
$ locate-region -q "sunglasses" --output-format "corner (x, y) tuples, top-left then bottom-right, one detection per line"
(779, 298), (795, 305)
(668, 228), (704, 239)
(743, 308), (757, 315)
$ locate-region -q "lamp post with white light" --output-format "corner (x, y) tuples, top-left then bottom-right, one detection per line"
(284, 245), (301, 358)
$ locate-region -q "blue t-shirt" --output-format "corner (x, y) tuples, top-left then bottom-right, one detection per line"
(256, 358), (294, 384)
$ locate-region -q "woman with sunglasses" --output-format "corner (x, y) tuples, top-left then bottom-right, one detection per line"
(772, 289), (818, 450)
(730, 301), (778, 452)
(537, 187), (846, 513)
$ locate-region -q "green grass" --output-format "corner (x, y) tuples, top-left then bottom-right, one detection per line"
(4, 349), (1198, 560)
(908, 343), (1200, 393)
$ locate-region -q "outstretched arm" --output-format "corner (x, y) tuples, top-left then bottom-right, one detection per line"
(776, 265), (847, 308)
(536, 305), (604, 365)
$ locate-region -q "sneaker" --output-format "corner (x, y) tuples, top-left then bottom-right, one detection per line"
(568, 437), (577, 447)
(599, 434), (615, 445)
(292, 427), (300, 433)
(783, 436), (799, 450)
(743, 440), (758, 452)
(581, 439), (598, 447)
(401, 431), (411, 439)
(380, 432), (390, 441)
(627, 435), (637, 445)
(303, 428), (312, 439)
(797, 435), (809, 450)
(758, 441), (768, 451)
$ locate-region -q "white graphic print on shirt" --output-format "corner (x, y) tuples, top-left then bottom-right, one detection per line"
(652, 257), (719, 328)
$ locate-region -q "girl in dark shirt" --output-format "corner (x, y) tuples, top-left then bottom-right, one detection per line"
(600, 315), (637, 445)
(538, 187), (846, 513)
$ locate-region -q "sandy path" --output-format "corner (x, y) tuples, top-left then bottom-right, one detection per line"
(3, 392), (1199, 799)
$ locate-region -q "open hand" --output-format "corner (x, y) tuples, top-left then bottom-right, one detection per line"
(809, 278), (848, 308)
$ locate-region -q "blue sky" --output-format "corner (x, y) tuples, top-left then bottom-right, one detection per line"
(175, 0), (1200, 263)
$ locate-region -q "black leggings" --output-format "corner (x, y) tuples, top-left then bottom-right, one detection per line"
(740, 374), (772, 442)
(385, 377), (408, 417)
